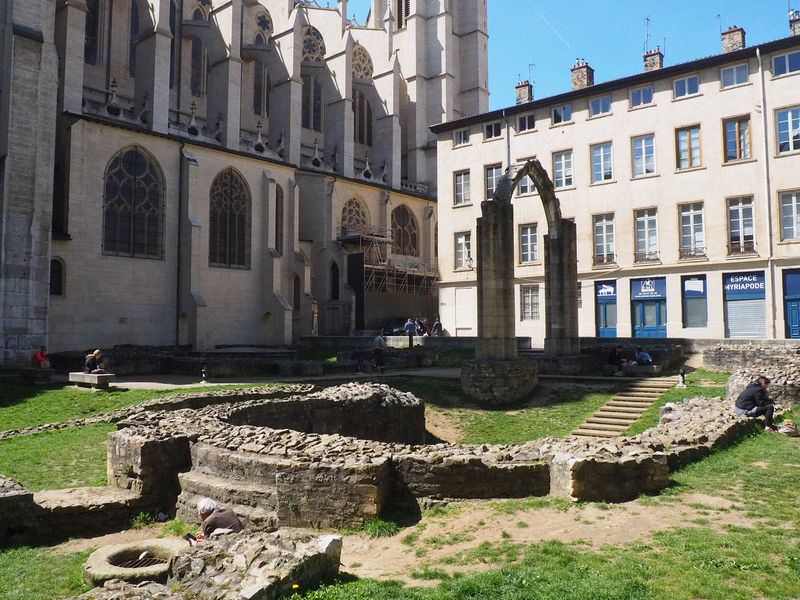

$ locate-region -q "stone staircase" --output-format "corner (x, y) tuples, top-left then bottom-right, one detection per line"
(572, 378), (676, 438)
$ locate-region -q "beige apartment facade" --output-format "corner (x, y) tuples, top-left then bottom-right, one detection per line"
(1, 0), (489, 360)
(433, 18), (800, 343)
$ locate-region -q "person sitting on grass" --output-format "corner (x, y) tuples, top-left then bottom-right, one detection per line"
(194, 497), (243, 543)
(734, 375), (778, 433)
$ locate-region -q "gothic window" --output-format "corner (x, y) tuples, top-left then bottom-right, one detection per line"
(190, 9), (207, 97)
(353, 90), (373, 146)
(274, 184), (284, 256)
(301, 75), (323, 132)
(256, 12), (272, 34)
(169, 1), (179, 88)
(396, 0), (410, 28)
(302, 26), (326, 63)
(103, 146), (165, 259)
(49, 259), (65, 296)
(253, 33), (269, 116)
(128, 0), (140, 77)
(353, 45), (374, 80)
(293, 276), (302, 310)
(391, 205), (419, 256)
(330, 263), (340, 300)
(341, 198), (369, 233)
(85, 0), (100, 65)
(209, 169), (251, 268)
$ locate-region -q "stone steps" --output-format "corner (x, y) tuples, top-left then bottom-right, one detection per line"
(572, 378), (676, 438)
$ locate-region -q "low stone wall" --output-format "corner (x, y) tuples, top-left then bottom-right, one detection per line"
(725, 364), (800, 405)
(0, 477), (37, 546)
(461, 359), (539, 405)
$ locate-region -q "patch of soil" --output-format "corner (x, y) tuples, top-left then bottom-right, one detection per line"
(424, 408), (464, 444)
(339, 494), (757, 585)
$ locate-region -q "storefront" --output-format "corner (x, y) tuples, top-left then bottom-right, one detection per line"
(595, 280), (617, 337)
(631, 277), (667, 338)
(783, 269), (800, 339)
(723, 271), (766, 339)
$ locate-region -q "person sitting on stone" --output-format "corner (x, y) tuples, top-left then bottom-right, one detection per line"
(734, 375), (778, 433)
(635, 347), (653, 365)
(84, 349), (108, 374)
(195, 498), (243, 542)
(32, 346), (50, 369)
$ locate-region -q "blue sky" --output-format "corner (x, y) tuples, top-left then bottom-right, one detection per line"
(345, 0), (797, 109)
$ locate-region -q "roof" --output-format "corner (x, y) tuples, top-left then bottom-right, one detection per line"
(430, 35), (800, 135)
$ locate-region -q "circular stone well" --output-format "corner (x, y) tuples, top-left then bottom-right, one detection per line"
(83, 538), (188, 586)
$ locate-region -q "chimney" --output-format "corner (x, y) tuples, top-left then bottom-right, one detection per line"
(721, 26), (746, 53)
(570, 59), (595, 90)
(791, 9), (800, 36)
(515, 80), (533, 105)
(643, 46), (664, 72)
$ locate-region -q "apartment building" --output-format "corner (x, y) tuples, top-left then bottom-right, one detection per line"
(433, 15), (800, 342)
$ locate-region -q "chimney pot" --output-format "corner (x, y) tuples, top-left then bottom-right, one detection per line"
(570, 59), (595, 90)
(721, 25), (746, 53)
(515, 80), (533, 105)
(643, 46), (664, 72)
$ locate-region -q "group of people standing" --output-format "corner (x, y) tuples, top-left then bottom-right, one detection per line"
(404, 317), (443, 337)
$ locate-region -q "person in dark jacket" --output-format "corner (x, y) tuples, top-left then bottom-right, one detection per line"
(84, 349), (108, 374)
(734, 376), (777, 432)
(195, 497), (243, 542)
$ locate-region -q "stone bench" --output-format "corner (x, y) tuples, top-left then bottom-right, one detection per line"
(19, 367), (54, 384)
(69, 372), (116, 389)
(622, 364), (662, 377)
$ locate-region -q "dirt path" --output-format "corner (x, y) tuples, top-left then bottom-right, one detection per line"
(340, 492), (752, 585)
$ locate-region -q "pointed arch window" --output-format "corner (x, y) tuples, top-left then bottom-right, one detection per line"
(128, 0), (140, 76)
(190, 9), (207, 97)
(302, 75), (323, 132)
(103, 147), (165, 259)
(253, 33), (269, 116)
(50, 259), (65, 296)
(353, 45), (374, 80)
(392, 205), (419, 256)
(301, 26), (326, 63)
(353, 90), (373, 146)
(274, 184), (284, 256)
(209, 169), (252, 268)
(341, 198), (369, 234)
(85, 0), (101, 65)
(293, 275), (302, 310)
(330, 263), (340, 300)
(169, 1), (179, 88)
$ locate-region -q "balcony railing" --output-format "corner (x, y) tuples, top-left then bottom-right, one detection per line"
(593, 253), (616, 266)
(679, 246), (706, 259)
(634, 250), (660, 263)
(728, 240), (756, 255)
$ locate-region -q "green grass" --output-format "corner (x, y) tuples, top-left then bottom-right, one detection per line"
(625, 369), (729, 436)
(295, 348), (339, 362)
(0, 547), (91, 600)
(162, 519), (196, 538)
(363, 517), (400, 539)
(0, 423), (114, 490)
(131, 511), (155, 529)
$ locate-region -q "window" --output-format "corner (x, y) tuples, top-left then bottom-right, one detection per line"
(352, 45), (374, 80)
(209, 169), (252, 268)
(591, 142), (613, 183)
(728, 197), (755, 254)
(103, 146), (165, 259)
(781, 190), (800, 240)
(330, 263), (340, 300)
(353, 90), (373, 146)
(85, 0), (100, 65)
(593, 214), (615, 265)
(635, 209), (659, 262)
(453, 128), (470, 146)
(392, 205), (418, 256)
(485, 164), (502, 199)
(721, 63), (749, 88)
(776, 107), (800, 153)
(341, 197), (369, 234)
(680, 203), (705, 258)
(274, 185), (284, 255)
(676, 125), (701, 169)
(190, 9), (207, 97)
(301, 26), (326, 62)
(484, 122), (502, 140)
(553, 151), (573, 188)
(520, 284), (540, 321)
(519, 224), (538, 263)
(632, 134), (655, 177)
(128, 0), (140, 76)
(682, 275), (708, 328)
(454, 232), (471, 269)
(773, 50), (800, 77)
(589, 95), (611, 117)
(49, 259), (64, 296)
(518, 114), (535, 132)
(674, 75), (699, 98)
(518, 165), (534, 195)
(169, 1), (179, 88)
(454, 170), (471, 205)
(630, 85), (653, 108)
(253, 51), (269, 116)
(552, 104), (572, 124)
(396, 0), (410, 28)
(723, 116), (751, 162)
(302, 75), (323, 132)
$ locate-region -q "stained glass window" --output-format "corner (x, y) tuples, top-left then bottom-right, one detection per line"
(392, 205), (418, 256)
(302, 26), (326, 63)
(353, 45), (374, 80)
(209, 169), (251, 268)
(341, 198), (369, 233)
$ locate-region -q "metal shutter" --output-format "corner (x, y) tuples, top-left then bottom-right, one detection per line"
(725, 299), (766, 339)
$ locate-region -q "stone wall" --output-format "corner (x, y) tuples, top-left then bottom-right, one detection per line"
(726, 364), (800, 406)
(461, 359), (539, 405)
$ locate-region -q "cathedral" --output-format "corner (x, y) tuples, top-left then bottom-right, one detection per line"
(0, 0), (488, 361)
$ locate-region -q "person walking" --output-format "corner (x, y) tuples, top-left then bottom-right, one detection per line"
(372, 330), (386, 372)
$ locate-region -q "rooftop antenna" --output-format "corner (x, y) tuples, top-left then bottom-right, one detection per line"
(716, 13), (722, 35)
(643, 16), (652, 53)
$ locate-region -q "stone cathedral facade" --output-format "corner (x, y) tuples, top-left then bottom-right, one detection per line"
(0, 0), (488, 361)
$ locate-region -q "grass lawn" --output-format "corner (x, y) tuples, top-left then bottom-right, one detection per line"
(0, 547), (92, 600)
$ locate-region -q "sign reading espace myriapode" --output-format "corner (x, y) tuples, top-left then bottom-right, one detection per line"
(723, 271), (765, 301)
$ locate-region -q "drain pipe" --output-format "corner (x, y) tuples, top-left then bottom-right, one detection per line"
(756, 48), (777, 339)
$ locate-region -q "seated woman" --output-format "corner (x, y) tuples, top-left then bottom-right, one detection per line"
(194, 498), (243, 543)
(32, 346), (50, 368)
(635, 347), (653, 365)
(84, 349), (108, 374)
